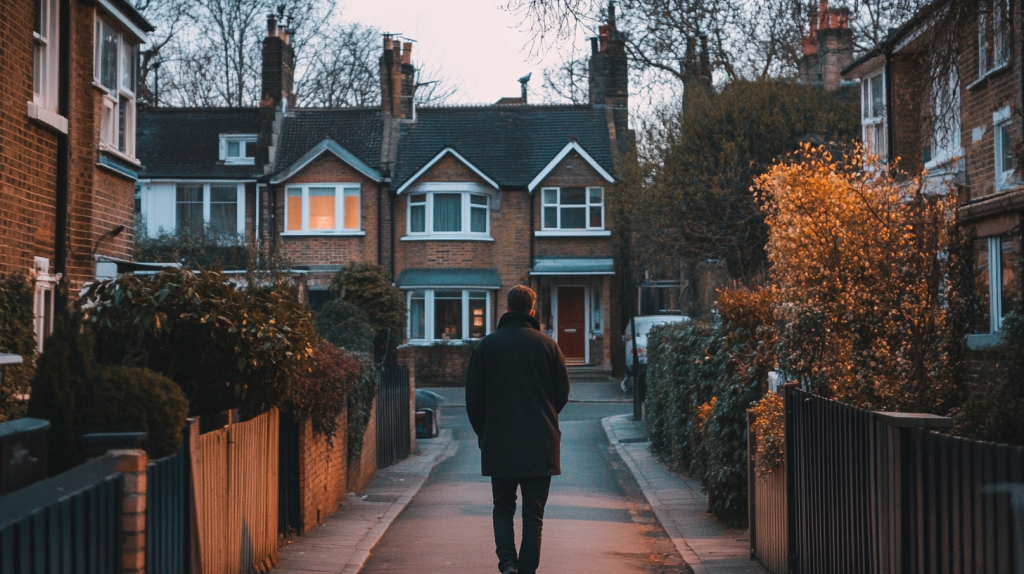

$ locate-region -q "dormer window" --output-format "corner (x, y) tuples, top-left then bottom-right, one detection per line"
(220, 135), (257, 165)
(94, 17), (138, 158)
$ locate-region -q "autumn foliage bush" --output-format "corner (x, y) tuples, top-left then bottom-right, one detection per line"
(285, 342), (361, 443)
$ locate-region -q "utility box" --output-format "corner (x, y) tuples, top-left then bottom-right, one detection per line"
(0, 418), (50, 496)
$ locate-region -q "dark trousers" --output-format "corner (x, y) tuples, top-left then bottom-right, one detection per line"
(491, 476), (552, 574)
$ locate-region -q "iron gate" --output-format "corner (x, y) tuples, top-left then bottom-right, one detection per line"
(376, 364), (410, 469)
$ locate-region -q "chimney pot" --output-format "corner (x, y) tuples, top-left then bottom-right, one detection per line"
(267, 15), (277, 37)
(599, 25), (609, 51)
(402, 42), (412, 65)
(384, 36), (393, 50)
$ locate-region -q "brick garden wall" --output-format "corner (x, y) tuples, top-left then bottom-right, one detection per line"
(297, 409), (348, 534)
(347, 401), (377, 493)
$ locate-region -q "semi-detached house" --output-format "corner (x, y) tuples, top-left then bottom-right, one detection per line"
(136, 13), (631, 376)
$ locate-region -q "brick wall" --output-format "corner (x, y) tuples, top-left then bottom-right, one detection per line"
(347, 401), (377, 493)
(297, 409), (348, 534)
(405, 343), (474, 387)
(273, 153), (381, 267)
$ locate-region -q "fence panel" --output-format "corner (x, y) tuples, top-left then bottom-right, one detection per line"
(146, 438), (188, 574)
(776, 385), (1024, 574)
(377, 365), (410, 469)
(0, 460), (123, 574)
(749, 409), (788, 574)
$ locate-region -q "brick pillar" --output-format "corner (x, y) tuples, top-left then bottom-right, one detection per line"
(109, 449), (149, 574)
(398, 345), (417, 453)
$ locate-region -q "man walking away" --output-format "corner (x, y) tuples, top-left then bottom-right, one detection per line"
(466, 285), (571, 574)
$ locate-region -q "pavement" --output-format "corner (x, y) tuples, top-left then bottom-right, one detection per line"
(603, 414), (765, 574)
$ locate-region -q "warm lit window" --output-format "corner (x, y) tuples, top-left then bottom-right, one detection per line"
(174, 183), (245, 236)
(541, 187), (604, 230)
(284, 184), (361, 234)
(861, 72), (886, 161)
(219, 135), (257, 165)
(33, 0), (59, 113)
(95, 17), (138, 157)
(972, 234), (1020, 336)
(407, 290), (490, 341)
(406, 191), (490, 237)
(994, 108), (1017, 190)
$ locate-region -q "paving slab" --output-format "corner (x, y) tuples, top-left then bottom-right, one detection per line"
(275, 429), (457, 574)
(603, 414), (767, 574)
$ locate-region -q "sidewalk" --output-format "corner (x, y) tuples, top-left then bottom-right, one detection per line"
(274, 429), (457, 574)
(603, 414), (765, 574)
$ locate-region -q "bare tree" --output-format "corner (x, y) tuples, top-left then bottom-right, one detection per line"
(540, 51), (590, 104)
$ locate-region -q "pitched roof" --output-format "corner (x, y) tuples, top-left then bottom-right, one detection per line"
(272, 108), (384, 177)
(392, 105), (616, 189)
(137, 108), (263, 180)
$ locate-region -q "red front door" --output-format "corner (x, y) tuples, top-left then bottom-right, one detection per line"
(557, 286), (586, 360)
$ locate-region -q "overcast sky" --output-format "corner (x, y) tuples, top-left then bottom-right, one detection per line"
(340, 0), (593, 105)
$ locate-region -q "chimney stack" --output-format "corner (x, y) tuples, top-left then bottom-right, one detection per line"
(798, 0), (853, 91)
(381, 35), (416, 119)
(261, 11), (296, 110)
(588, 2), (630, 156)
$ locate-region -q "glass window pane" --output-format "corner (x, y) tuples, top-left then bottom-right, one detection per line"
(410, 205), (425, 233)
(434, 290), (462, 299)
(871, 75), (883, 118)
(100, 21), (118, 91)
(209, 185), (237, 236)
(344, 190), (360, 230)
(561, 187), (585, 204)
(999, 125), (1016, 173)
(469, 296), (486, 338)
(308, 187), (335, 230)
(175, 185), (203, 234)
(227, 141), (240, 157)
(409, 292), (425, 339)
(434, 296), (463, 340)
(471, 206), (487, 233)
(543, 189), (557, 204)
(121, 41), (136, 92)
(118, 94), (128, 152)
(589, 188), (603, 204)
(287, 188), (302, 231)
(543, 206), (557, 229)
(432, 193), (462, 232)
(1001, 235), (1019, 319)
(973, 238), (991, 334)
(560, 206), (586, 229)
(589, 206), (602, 228)
(862, 81), (869, 118)
(210, 185), (236, 203)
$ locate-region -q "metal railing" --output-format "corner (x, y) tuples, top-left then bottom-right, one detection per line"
(146, 437), (189, 574)
(751, 385), (1024, 574)
(376, 364), (410, 469)
(0, 457), (124, 574)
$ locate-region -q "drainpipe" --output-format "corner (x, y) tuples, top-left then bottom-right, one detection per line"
(884, 49), (895, 163)
(377, 179), (384, 266)
(529, 189), (535, 272)
(389, 184), (396, 281)
(54, 0), (71, 283)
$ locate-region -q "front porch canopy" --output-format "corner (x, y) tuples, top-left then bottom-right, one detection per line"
(530, 257), (614, 276)
(396, 268), (503, 289)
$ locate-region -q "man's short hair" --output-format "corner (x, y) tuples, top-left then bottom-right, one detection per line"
(507, 285), (537, 313)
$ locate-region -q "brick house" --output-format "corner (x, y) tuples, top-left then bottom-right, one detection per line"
(842, 0), (1022, 350)
(136, 13), (630, 374)
(0, 0), (152, 349)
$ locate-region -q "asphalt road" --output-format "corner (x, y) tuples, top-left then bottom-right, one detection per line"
(359, 403), (686, 573)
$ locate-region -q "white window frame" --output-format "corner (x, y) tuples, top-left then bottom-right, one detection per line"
(33, 257), (60, 353)
(968, 234), (1020, 349)
(94, 16), (138, 159)
(173, 183), (246, 236)
(994, 107), (1017, 190)
(32, 0), (59, 113)
(403, 188), (492, 240)
(539, 186), (607, 235)
(282, 183), (363, 235)
(219, 134), (258, 165)
(861, 72), (886, 162)
(926, 69), (961, 170)
(992, 0), (1010, 69)
(406, 289), (492, 343)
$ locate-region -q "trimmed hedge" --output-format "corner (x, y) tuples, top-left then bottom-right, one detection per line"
(328, 264), (406, 362)
(0, 274), (36, 422)
(645, 288), (776, 525)
(315, 299), (374, 354)
(346, 353), (377, 469)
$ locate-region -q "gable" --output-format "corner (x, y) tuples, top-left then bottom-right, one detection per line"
(527, 141), (615, 191)
(395, 148), (498, 194)
(270, 139), (380, 184)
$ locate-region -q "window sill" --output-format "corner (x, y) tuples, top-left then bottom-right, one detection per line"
(967, 332), (1004, 350)
(223, 159), (256, 166)
(99, 144), (141, 166)
(924, 150), (962, 172)
(400, 235), (494, 242)
(535, 230), (611, 237)
(27, 102), (68, 134)
(966, 63), (1010, 91)
(280, 231), (366, 237)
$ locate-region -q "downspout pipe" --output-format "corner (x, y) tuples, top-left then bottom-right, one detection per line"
(55, 0), (71, 283)
(884, 49), (895, 164)
(377, 179), (384, 266)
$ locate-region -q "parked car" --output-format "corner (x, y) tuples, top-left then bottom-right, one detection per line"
(622, 315), (690, 392)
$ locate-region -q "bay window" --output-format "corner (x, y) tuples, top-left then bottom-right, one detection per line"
(861, 73), (886, 161)
(406, 191), (490, 237)
(541, 187), (605, 230)
(95, 17), (138, 158)
(407, 290), (491, 341)
(174, 183), (245, 237)
(284, 184), (361, 234)
(971, 234), (1020, 337)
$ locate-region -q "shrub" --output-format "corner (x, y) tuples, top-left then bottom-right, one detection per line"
(315, 299), (374, 354)
(749, 390), (785, 475)
(81, 366), (189, 459)
(85, 268), (317, 420)
(0, 274), (36, 422)
(286, 342), (361, 443)
(134, 217), (249, 270)
(347, 353), (377, 469)
(329, 264), (406, 362)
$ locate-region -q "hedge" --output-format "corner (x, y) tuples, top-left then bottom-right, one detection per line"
(0, 274), (36, 422)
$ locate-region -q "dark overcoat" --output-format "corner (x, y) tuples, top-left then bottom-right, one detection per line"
(465, 311), (570, 478)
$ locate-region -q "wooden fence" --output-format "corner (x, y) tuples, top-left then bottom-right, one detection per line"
(189, 409), (279, 574)
(748, 411), (788, 574)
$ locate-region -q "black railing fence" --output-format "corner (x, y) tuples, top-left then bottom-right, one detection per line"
(751, 385), (1024, 574)
(145, 436), (189, 574)
(377, 364), (411, 469)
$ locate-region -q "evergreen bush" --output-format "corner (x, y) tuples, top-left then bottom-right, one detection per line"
(0, 274), (36, 422)
(346, 353), (377, 469)
(314, 299), (374, 354)
(286, 342), (361, 443)
(328, 264), (406, 362)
